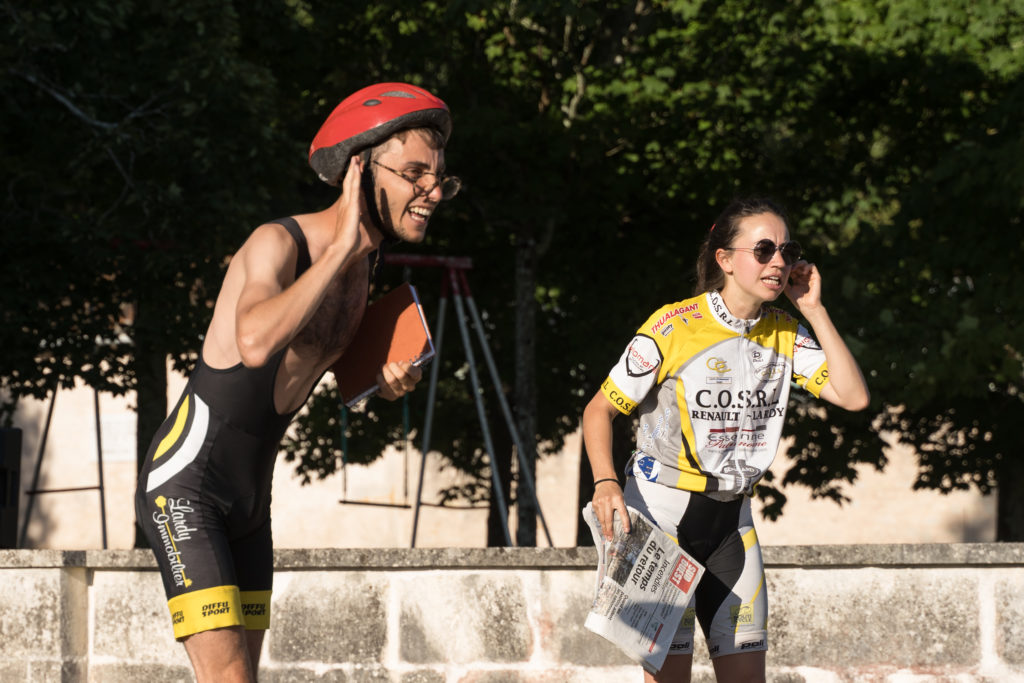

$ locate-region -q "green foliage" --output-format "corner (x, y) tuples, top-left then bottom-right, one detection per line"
(1, 0), (292, 406)
(4, 0), (1023, 536)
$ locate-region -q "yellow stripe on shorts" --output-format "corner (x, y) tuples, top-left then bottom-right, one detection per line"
(153, 395), (191, 462)
(167, 584), (243, 640)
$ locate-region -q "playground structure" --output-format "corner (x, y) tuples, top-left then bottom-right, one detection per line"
(339, 252), (552, 548)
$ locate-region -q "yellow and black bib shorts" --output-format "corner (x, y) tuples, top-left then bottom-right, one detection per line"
(134, 218), (311, 640)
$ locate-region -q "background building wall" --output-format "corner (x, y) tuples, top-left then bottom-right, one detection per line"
(7, 375), (996, 551)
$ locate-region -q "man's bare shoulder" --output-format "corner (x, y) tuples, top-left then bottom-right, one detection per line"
(243, 220), (299, 250)
(230, 221), (303, 276)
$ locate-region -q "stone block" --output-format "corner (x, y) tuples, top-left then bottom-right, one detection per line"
(347, 664), (394, 682)
(767, 567), (979, 667)
(0, 662), (27, 681)
(0, 568), (65, 658)
(0, 660), (86, 683)
(399, 670), (445, 683)
(261, 664), (390, 682)
(398, 572), (531, 664)
(269, 572), (387, 664)
(91, 568), (183, 664)
(88, 662), (195, 682)
(453, 672), (524, 683)
(996, 569), (1024, 667)
(529, 571), (632, 667)
(262, 667), (349, 682)
(0, 566), (86, 666)
(30, 660), (86, 682)
(454, 670), (646, 683)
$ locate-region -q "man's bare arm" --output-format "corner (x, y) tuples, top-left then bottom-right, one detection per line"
(234, 158), (374, 367)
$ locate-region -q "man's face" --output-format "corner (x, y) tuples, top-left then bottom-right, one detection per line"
(371, 131), (446, 243)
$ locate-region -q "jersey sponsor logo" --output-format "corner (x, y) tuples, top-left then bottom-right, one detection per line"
(650, 303), (699, 335)
(730, 603), (755, 626)
(750, 407), (783, 420)
(695, 388), (781, 410)
(813, 368), (830, 386)
(723, 459), (762, 493)
(706, 357), (731, 374)
(669, 557), (700, 593)
(602, 379), (636, 413)
(722, 461), (762, 478)
(242, 603), (267, 617)
(660, 323), (674, 336)
(706, 431), (769, 451)
(708, 290), (738, 328)
(151, 495), (194, 588)
(708, 418), (771, 447)
(633, 455), (660, 482)
(754, 362), (786, 381)
(740, 639), (766, 650)
(795, 333), (822, 351)
(669, 641), (692, 652)
(172, 610), (184, 625)
(202, 601), (232, 618)
(625, 335), (661, 377)
(692, 409), (740, 422)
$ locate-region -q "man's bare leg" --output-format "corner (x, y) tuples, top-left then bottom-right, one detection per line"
(183, 625), (265, 682)
(245, 629), (266, 674)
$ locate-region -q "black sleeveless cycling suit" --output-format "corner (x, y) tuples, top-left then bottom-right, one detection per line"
(135, 217), (315, 639)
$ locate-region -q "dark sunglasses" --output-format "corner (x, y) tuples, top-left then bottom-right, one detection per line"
(724, 239), (802, 265)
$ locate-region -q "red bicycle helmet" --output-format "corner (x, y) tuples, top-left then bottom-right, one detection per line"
(308, 82), (452, 186)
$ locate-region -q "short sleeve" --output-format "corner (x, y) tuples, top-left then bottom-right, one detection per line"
(791, 324), (829, 397)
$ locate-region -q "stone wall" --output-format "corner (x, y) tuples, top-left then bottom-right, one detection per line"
(2, 544), (1023, 682)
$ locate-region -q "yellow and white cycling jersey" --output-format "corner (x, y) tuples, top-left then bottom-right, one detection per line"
(600, 290), (829, 498)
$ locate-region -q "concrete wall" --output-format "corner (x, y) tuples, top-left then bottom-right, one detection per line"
(2, 544), (1023, 682)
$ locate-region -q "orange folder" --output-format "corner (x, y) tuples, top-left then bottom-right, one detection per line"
(331, 282), (434, 406)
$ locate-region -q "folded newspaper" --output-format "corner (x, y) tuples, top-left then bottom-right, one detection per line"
(582, 502), (705, 674)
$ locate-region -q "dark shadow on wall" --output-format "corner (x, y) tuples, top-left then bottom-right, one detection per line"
(946, 496), (997, 543)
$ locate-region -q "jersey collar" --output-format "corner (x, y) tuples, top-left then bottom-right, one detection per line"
(706, 290), (762, 333)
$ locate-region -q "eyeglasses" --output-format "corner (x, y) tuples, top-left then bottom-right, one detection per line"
(723, 239), (802, 265)
(372, 161), (462, 200)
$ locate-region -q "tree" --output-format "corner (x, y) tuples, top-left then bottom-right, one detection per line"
(4, 0), (1023, 547)
(260, 0), (1024, 542)
(1, 0), (294, 545)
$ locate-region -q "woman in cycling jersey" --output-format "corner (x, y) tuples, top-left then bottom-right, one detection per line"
(582, 197), (869, 682)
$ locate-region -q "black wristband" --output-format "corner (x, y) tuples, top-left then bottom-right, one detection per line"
(593, 478), (620, 487)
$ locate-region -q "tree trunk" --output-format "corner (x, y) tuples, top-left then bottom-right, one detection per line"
(486, 423), (514, 546)
(514, 235), (538, 547)
(997, 456), (1024, 541)
(133, 301), (167, 549)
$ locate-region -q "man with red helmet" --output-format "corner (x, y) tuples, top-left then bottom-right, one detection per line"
(134, 82), (457, 682)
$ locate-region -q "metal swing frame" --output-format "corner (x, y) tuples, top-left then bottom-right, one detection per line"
(18, 387), (109, 549)
(372, 254), (553, 548)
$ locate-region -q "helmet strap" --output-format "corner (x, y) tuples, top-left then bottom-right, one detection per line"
(359, 151), (401, 245)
